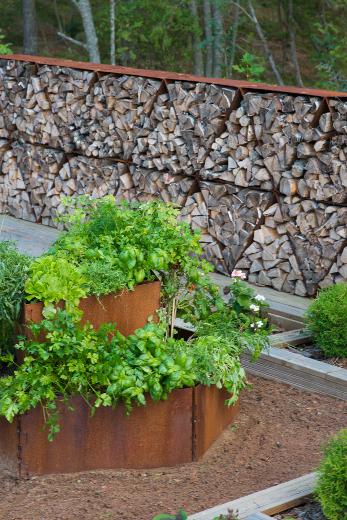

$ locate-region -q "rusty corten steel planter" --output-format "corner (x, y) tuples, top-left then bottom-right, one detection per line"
(23, 280), (161, 337)
(0, 386), (239, 477)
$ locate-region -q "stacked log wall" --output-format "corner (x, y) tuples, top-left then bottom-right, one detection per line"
(1, 56), (347, 296)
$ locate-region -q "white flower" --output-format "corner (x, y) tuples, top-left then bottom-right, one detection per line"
(231, 269), (246, 280)
(250, 323), (255, 329)
(250, 304), (260, 312)
(256, 320), (264, 328)
(254, 294), (266, 302)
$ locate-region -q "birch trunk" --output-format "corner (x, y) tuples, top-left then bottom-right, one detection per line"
(73, 0), (100, 63)
(212, 0), (223, 77)
(190, 0), (204, 75)
(203, 0), (213, 76)
(110, 0), (116, 65)
(23, 0), (38, 55)
(229, 0), (240, 77)
(288, 0), (303, 87)
(247, 0), (284, 85)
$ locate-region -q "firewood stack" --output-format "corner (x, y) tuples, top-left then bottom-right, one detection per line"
(1, 57), (347, 295)
(44, 156), (133, 226)
(129, 165), (196, 206)
(132, 82), (235, 176)
(0, 144), (34, 221)
(321, 245), (347, 287)
(70, 74), (160, 159)
(0, 60), (67, 148)
(36, 65), (96, 152)
(234, 202), (307, 295)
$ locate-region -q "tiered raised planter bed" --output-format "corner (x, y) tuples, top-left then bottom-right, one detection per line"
(0, 385), (238, 477)
(0, 279), (239, 477)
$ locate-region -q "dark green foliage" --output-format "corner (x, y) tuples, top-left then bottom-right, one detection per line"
(305, 283), (347, 358)
(152, 511), (187, 520)
(0, 241), (31, 354)
(316, 428), (347, 520)
(0, 198), (270, 439)
(0, 312), (196, 439)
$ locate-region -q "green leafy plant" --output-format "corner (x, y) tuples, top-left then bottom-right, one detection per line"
(315, 428), (347, 520)
(0, 241), (31, 354)
(40, 196), (225, 333)
(25, 255), (87, 319)
(305, 283), (347, 358)
(0, 197), (270, 438)
(0, 312), (196, 439)
(233, 52), (265, 82)
(152, 511), (187, 520)
(0, 30), (12, 55)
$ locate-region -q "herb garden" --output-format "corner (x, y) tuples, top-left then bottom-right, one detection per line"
(0, 49), (346, 520)
(0, 194), (346, 520)
(0, 196), (270, 474)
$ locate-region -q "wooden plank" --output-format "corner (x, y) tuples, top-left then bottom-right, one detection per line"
(0, 214), (59, 257)
(242, 347), (347, 401)
(268, 313), (304, 331)
(246, 514), (272, 520)
(188, 473), (316, 520)
(270, 329), (312, 348)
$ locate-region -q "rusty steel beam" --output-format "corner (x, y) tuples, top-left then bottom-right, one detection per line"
(1, 53), (347, 98)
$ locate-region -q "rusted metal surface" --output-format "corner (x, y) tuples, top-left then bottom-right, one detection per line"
(23, 280), (161, 336)
(0, 385), (239, 476)
(18, 389), (193, 476)
(1, 53), (347, 98)
(193, 385), (239, 461)
(0, 417), (19, 475)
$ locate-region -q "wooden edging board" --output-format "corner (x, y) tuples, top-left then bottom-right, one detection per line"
(188, 472), (317, 520)
(243, 343), (347, 401)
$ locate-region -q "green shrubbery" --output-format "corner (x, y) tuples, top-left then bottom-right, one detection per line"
(0, 197), (270, 438)
(305, 282), (347, 358)
(316, 428), (347, 520)
(0, 241), (31, 355)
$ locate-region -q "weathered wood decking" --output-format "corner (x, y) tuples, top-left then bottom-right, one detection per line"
(0, 214), (59, 256)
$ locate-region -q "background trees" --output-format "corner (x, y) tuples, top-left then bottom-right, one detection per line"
(1, 0), (347, 90)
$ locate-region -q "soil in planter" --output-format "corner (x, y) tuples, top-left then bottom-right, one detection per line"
(0, 376), (346, 520)
(274, 498), (326, 520)
(285, 343), (347, 369)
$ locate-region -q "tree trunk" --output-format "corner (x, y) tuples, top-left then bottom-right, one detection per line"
(73, 0), (100, 63)
(229, 0), (240, 77)
(212, 0), (223, 77)
(110, 0), (116, 65)
(203, 0), (213, 76)
(189, 0), (204, 75)
(247, 0), (284, 85)
(23, 0), (38, 55)
(288, 0), (303, 86)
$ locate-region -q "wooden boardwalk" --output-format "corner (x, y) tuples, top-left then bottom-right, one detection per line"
(0, 215), (311, 320)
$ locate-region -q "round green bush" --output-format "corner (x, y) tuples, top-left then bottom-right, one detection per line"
(316, 428), (347, 520)
(305, 282), (347, 358)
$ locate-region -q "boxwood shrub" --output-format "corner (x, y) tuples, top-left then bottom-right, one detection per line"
(305, 282), (347, 358)
(316, 428), (347, 520)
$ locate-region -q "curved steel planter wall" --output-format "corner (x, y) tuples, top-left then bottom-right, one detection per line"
(0, 385), (239, 477)
(23, 280), (161, 336)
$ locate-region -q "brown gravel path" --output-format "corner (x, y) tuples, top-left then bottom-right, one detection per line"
(0, 376), (345, 520)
